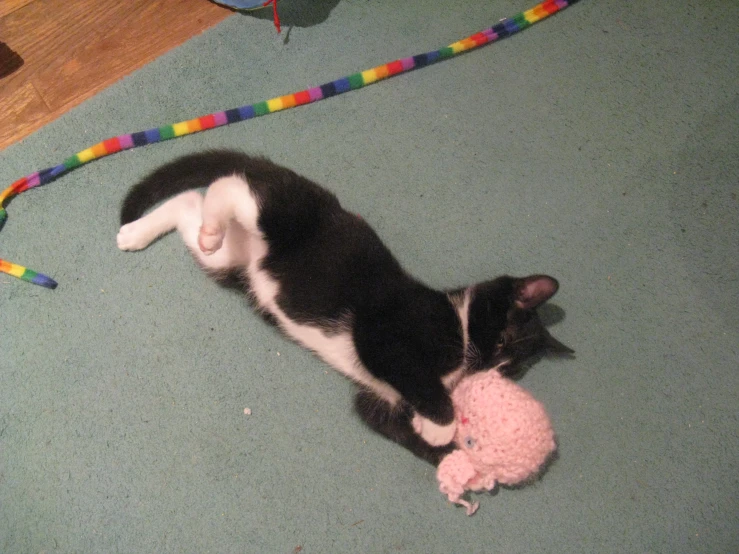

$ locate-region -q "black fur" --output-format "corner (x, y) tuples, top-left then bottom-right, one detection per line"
(121, 150), (572, 464)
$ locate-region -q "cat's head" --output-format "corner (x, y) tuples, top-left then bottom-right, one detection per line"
(464, 275), (573, 376)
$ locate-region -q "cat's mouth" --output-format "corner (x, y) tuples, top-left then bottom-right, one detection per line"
(478, 357), (513, 376)
(491, 359), (512, 372)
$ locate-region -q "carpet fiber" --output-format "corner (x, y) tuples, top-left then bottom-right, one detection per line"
(1, 1), (737, 552)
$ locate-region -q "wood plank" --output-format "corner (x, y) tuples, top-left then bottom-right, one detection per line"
(34, 0), (230, 112)
(0, 79), (48, 149)
(0, 0), (231, 151)
(0, 0), (35, 19)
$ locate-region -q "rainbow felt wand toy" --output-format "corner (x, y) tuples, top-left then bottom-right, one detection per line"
(0, 0), (578, 289)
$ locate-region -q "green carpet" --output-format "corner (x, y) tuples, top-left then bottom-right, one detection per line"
(1, 1), (737, 552)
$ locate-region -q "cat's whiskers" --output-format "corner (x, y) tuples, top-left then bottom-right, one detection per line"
(464, 341), (484, 372)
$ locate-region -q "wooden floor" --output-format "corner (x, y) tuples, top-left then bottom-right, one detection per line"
(0, 0), (232, 151)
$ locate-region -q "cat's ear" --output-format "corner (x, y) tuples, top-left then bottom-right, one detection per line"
(514, 275), (559, 310)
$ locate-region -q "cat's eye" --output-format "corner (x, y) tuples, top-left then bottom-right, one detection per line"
(464, 437), (476, 449)
(496, 336), (506, 349)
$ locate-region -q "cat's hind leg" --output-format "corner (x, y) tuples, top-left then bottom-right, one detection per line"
(173, 191), (249, 271)
(117, 190), (248, 272)
(116, 191), (202, 252)
(197, 175), (262, 256)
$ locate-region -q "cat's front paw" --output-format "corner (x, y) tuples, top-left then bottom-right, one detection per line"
(412, 414), (456, 447)
(198, 225), (224, 255)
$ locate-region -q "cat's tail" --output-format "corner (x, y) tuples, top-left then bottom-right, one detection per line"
(120, 150), (260, 224)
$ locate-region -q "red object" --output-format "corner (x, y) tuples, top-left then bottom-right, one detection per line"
(386, 60), (405, 76)
(200, 114), (218, 129)
(293, 90), (312, 106)
(103, 137), (123, 154)
(263, 0), (281, 33)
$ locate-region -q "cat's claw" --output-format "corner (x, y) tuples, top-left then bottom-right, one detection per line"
(198, 225), (224, 255)
(412, 414), (456, 446)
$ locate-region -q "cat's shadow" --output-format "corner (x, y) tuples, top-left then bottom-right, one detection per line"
(507, 302), (575, 382)
(538, 302), (568, 327)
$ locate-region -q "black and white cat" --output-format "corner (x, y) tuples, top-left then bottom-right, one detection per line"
(117, 150), (571, 464)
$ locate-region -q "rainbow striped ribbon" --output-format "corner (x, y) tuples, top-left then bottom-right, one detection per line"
(0, 0), (578, 289)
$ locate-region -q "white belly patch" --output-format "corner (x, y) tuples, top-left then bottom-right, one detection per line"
(246, 235), (401, 405)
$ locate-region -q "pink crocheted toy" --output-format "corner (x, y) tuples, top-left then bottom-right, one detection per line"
(435, 370), (556, 515)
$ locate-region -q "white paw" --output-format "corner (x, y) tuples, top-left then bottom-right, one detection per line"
(198, 225), (224, 255)
(117, 222), (155, 251)
(412, 414), (456, 447)
(411, 413), (424, 435)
